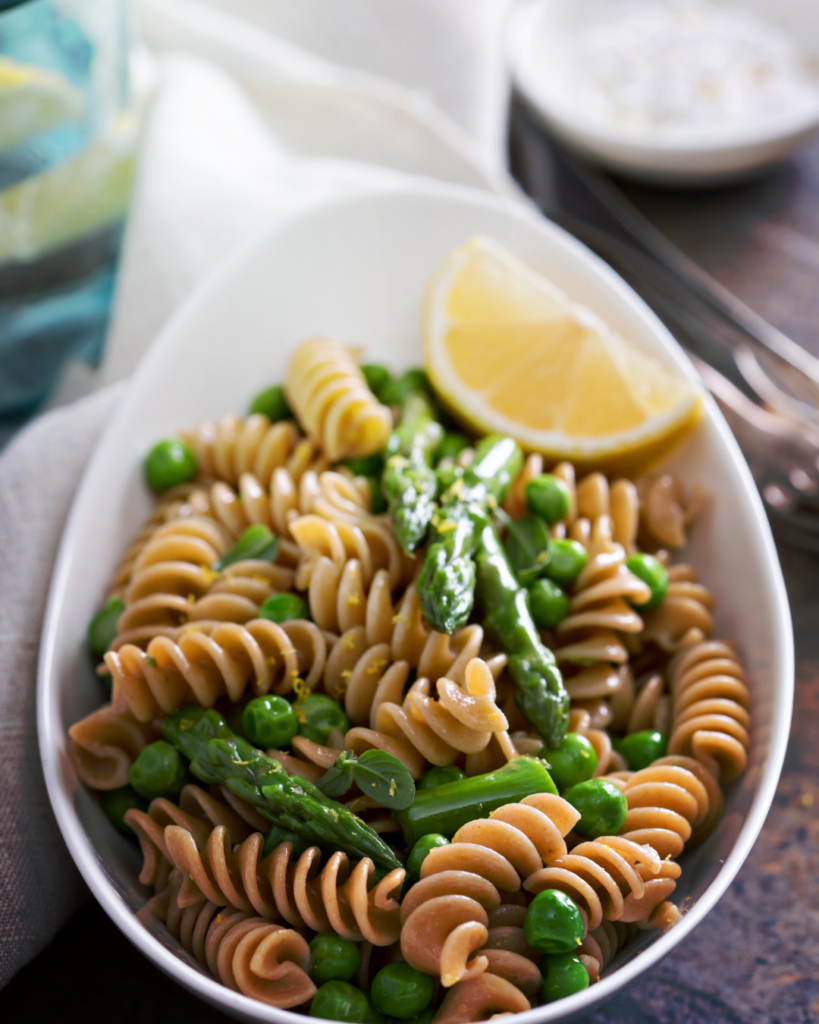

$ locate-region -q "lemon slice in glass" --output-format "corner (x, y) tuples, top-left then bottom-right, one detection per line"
(0, 55), (84, 155)
(424, 235), (703, 474)
(0, 110), (137, 263)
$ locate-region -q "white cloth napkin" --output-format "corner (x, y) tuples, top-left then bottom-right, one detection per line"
(0, 0), (517, 987)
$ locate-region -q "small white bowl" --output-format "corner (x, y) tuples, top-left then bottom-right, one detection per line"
(38, 180), (792, 1022)
(508, 0), (819, 186)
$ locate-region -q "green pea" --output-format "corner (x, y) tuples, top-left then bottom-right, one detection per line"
(362, 363), (394, 403)
(243, 695), (298, 749)
(144, 439), (197, 492)
(248, 384), (292, 423)
(371, 962), (434, 1020)
(309, 933), (361, 985)
(407, 833), (450, 881)
(310, 980), (369, 1022)
(524, 889), (585, 955)
(541, 953), (590, 1002)
(526, 474), (572, 525)
(101, 786), (147, 836)
(528, 578), (569, 630)
(564, 778), (627, 838)
(297, 694), (351, 745)
(87, 595), (125, 657)
(128, 740), (187, 800)
(259, 593), (310, 624)
(617, 730), (668, 771)
(625, 553), (669, 610)
(417, 765), (467, 790)
(543, 733), (597, 792)
(436, 432), (469, 463)
(342, 452), (385, 477)
(545, 539), (588, 587)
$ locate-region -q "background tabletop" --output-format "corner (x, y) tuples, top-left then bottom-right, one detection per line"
(5, 102), (819, 1024)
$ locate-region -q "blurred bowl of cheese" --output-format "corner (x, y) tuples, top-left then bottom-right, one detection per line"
(0, 0), (136, 419)
(508, 0), (819, 185)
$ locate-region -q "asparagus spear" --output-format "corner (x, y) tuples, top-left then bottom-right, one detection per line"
(417, 435), (523, 634)
(162, 705), (400, 870)
(475, 521), (570, 749)
(382, 391), (443, 554)
(393, 756), (557, 846)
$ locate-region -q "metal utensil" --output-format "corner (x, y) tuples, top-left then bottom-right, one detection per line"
(509, 101), (819, 548)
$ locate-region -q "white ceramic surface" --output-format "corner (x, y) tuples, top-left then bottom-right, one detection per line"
(508, 0), (819, 186)
(39, 180), (792, 1023)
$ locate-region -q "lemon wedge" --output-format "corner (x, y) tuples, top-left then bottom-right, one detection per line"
(0, 56), (84, 155)
(424, 235), (702, 474)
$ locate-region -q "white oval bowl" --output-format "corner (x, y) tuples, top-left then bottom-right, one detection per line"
(508, 0), (819, 186)
(38, 180), (792, 1022)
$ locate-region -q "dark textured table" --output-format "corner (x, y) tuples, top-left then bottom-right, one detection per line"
(6, 104), (819, 1024)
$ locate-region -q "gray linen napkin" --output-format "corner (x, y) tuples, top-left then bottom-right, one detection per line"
(0, 384), (122, 988)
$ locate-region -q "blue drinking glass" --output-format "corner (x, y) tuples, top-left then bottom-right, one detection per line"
(0, 0), (134, 417)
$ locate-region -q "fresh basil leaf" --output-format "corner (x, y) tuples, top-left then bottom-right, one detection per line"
(353, 749), (415, 810)
(316, 751), (357, 799)
(213, 524), (280, 571)
(504, 514), (551, 586)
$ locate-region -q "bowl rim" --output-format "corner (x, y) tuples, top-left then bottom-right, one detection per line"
(507, 0), (819, 165)
(37, 176), (794, 1023)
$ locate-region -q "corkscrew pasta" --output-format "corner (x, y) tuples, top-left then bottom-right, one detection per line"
(286, 338), (393, 461)
(70, 333), (753, 1020)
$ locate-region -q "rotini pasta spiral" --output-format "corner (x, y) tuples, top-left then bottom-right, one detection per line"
(400, 794), (579, 986)
(111, 483), (216, 592)
(623, 671), (670, 736)
(637, 473), (704, 550)
(639, 564), (715, 651)
(68, 701), (157, 790)
(179, 414), (324, 488)
(149, 873), (316, 1009)
(603, 755), (723, 859)
(667, 633), (751, 781)
(102, 618), (327, 722)
(524, 834), (674, 931)
(110, 510), (296, 649)
(126, 783), (267, 889)
(577, 919), (635, 981)
(434, 971), (531, 1023)
(164, 829), (406, 945)
(553, 523), (650, 728)
(204, 467), (375, 548)
(371, 657), (514, 773)
(286, 338), (393, 461)
(290, 513), (406, 597)
(476, 903), (542, 997)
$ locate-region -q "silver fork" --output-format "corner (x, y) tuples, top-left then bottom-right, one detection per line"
(509, 108), (819, 548)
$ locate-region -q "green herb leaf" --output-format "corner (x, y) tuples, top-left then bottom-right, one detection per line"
(316, 751), (357, 799)
(213, 524), (280, 571)
(504, 514), (551, 586)
(353, 749), (415, 810)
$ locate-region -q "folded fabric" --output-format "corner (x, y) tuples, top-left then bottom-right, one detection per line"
(0, 385), (122, 988)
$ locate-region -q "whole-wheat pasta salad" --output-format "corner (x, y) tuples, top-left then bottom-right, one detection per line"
(69, 240), (750, 1023)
